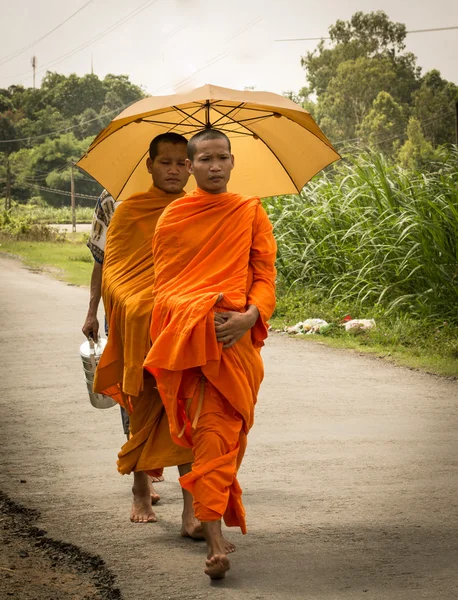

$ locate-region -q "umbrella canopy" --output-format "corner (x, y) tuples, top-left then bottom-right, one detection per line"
(77, 84), (340, 200)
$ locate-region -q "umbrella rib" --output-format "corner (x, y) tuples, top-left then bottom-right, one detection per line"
(141, 120), (206, 128)
(116, 148), (149, 200)
(213, 103), (283, 115)
(212, 105), (302, 192)
(172, 105), (207, 127)
(210, 103), (246, 127)
(211, 104), (339, 185)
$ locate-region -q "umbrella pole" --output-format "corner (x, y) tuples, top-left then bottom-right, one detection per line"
(205, 100), (211, 129)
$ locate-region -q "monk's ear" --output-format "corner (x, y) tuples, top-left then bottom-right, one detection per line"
(230, 154), (235, 169)
(146, 157), (153, 174)
(185, 158), (193, 174)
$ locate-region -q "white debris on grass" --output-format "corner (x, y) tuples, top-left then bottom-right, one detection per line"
(284, 317), (377, 336)
(344, 319), (376, 332)
(285, 318), (329, 335)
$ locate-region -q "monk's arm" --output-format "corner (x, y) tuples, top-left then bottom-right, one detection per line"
(214, 204), (276, 349)
(246, 204), (277, 324)
(215, 306), (259, 348)
(82, 260), (103, 339)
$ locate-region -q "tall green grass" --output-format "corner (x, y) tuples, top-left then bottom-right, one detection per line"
(265, 147), (458, 322)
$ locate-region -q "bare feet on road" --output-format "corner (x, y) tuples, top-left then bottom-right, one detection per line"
(202, 520), (231, 580)
(180, 511), (204, 540)
(150, 475), (164, 483)
(222, 536), (236, 554)
(205, 554), (230, 580)
(130, 472), (158, 523)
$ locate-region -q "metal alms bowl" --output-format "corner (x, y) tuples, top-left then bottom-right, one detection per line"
(79, 337), (117, 409)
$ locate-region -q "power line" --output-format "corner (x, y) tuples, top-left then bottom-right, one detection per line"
(1, 15), (252, 144)
(274, 25), (458, 42)
(4, 0), (159, 85)
(154, 17), (262, 94)
(0, 1), (95, 66)
(0, 106), (123, 143)
(21, 181), (99, 200)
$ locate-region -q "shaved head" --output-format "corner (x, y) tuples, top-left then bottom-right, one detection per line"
(187, 129), (231, 161)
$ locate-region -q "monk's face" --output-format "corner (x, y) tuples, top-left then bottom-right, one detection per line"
(186, 138), (234, 194)
(146, 142), (189, 194)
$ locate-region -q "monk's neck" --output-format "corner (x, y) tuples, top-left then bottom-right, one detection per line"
(149, 184), (184, 198)
(196, 186), (228, 196)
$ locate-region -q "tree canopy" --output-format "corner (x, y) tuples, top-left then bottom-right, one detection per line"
(0, 72), (145, 205)
(298, 11), (458, 158)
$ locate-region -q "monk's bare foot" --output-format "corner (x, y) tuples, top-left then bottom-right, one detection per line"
(150, 475), (164, 483)
(202, 520), (230, 580)
(222, 536), (236, 554)
(180, 513), (204, 540)
(150, 485), (161, 506)
(131, 472), (157, 523)
(205, 554), (230, 580)
(179, 486), (204, 539)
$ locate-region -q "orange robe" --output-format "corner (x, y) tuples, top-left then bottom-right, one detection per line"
(93, 185), (193, 475)
(143, 188), (277, 532)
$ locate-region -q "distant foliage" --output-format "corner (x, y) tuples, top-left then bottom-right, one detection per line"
(0, 72), (145, 206)
(264, 148), (458, 322)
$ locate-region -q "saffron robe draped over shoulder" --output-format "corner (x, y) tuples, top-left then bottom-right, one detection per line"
(93, 185), (193, 474)
(143, 187), (277, 531)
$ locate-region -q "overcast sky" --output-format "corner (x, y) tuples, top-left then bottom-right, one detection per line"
(1, 0), (457, 96)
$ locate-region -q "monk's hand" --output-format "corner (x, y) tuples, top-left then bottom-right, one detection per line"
(214, 305), (259, 349)
(82, 311), (99, 340)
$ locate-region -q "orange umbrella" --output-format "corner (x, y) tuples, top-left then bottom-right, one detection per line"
(77, 83), (340, 199)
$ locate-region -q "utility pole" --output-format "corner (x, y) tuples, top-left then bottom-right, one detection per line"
(5, 157), (12, 211)
(71, 162), (76, 233)
(31, 56), (37, 89)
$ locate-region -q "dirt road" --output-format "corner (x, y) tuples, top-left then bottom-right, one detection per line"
(1, 255), (457, 600)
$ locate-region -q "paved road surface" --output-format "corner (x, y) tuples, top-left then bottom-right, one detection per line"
(49, 223), (92, 233)
(1, 256), (457, 600)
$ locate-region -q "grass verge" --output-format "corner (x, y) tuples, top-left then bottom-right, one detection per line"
(0, 236), (93, 287)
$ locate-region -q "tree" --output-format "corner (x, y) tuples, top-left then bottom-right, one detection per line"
(283, 90), (317, 118)
(9, 133), (99, 205)
(41, 72), (106, 117)
(300, 11), (420, 143)
(16, 106), (68, 144)
(102, 74), (144, 107)
(397, 117), (436, 170)
(0, 112), (20, 153)
(413, 70), (458, 146)
(0, 72), (144, 204)
(75, 107), (104, 140)
(359, 91), (407, 155)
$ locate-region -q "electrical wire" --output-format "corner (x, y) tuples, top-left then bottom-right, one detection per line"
(0, 0), (95, 66)
(3, 0), (159, 84)
(274, 25), (458, 42)
(0, 107), (123, 143)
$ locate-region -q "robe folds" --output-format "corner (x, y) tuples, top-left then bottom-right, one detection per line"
(143, 188), (277, 532)
(93, 185), (193, 475)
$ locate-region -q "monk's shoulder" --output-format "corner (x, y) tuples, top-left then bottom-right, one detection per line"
(109, 199), (130, 222)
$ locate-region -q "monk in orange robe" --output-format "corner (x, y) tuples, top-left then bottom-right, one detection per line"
(93, 133), (200, 536)
(144, 129), (277, 579)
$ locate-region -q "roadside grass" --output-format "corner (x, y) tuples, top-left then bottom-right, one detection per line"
(0, 236), (93, 287)
(270, 309), (458, 378)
